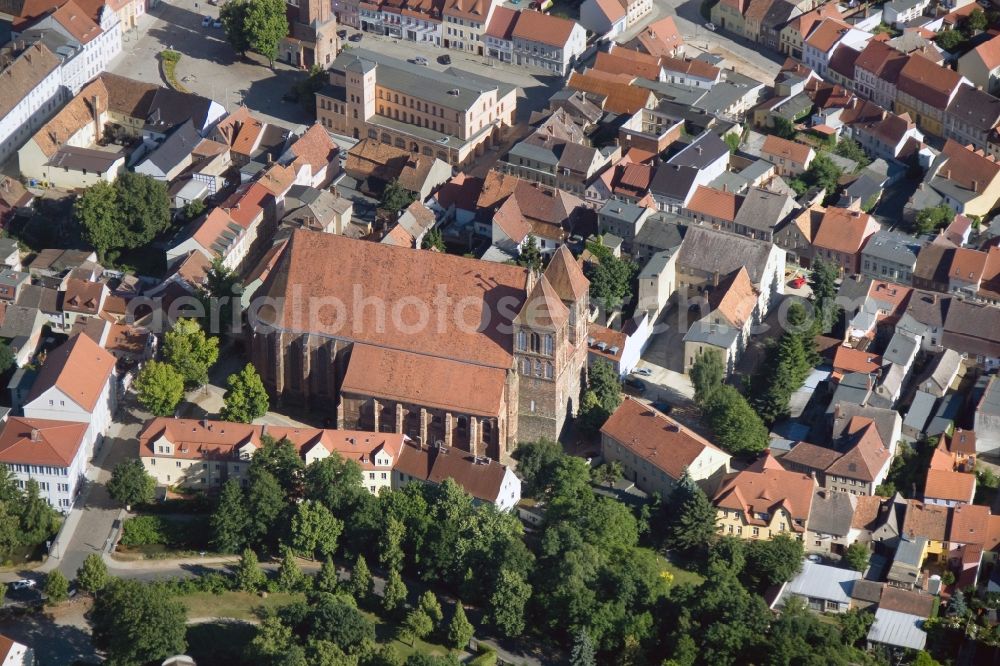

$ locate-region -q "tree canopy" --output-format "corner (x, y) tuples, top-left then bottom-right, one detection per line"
(703, 385), (770, 457)
(380, 179), (416, 215)
(135, 360), (185, 416)
(91, 579), (187, 666)
(74, 172), (171, 264)
(914, 204), (955, 236)
(107, 459), (156, 508)
(163, 317), (219, 387)
(220, 0), (289, 64)
(221, 363), (269, 423)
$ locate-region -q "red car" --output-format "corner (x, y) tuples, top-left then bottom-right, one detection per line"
(789, 276), (807, 289)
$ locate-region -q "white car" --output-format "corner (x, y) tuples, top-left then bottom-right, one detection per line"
(705, 22), (716, 31)
(633, 368), (652, 377)
(201, 15), (212, 27)
(413, 56), (428, 66)
(806, 554), (822, 564)
(10, 579), (35, 590)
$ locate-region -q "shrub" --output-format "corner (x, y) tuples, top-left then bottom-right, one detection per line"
(120, 516), (167, 547)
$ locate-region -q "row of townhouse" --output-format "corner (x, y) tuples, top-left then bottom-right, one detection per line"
(350, 0), (587, 74)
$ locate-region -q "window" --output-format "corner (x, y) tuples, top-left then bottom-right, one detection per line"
(543, 335), (554, 356)
(545, 362), (554, 379)
(517, 330), (527, 350)
(176, 461), (181, 467)
(752, 527), (760, 537)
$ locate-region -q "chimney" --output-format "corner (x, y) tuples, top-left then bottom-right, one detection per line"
(973, 180), (979, 193)
(29, 428), (40, 442)
(91, 95), (100, 139)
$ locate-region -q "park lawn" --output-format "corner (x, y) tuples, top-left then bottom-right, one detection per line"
(362, 608), (453, 659)
(648, 550), (705, 588)
(180, 591), (305, 621)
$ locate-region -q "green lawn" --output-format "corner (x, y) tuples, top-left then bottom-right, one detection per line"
(364, 608), (452, 659)
(180, 591), (305, 620)
(652, 551), (705, 588)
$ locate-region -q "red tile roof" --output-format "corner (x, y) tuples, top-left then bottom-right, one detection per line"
(0, 417), (88, 467)
(762, 134), (814, 165)
(511, 10), (578, 47)
(713, 456), (815, 530)
(601, 397), (728, 481)
(27, 333), (115, 411)
(949, 503), (990, 545)
(813, 207), (879, 255)
(898, 54), (964, 109)
(924, 469), (975, 503)
(686, 185), (743, 223)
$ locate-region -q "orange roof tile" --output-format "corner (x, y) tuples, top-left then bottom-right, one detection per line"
(898, 54), (964, 109)
(833, 346), (882, 375)
(341, 343), (507, 417)
(713, 461), (815, 529)
(544, 244), (588, 302)
(567, 71), (653, 115)
(26, 333), (115, 411)
(511, 10), (577, 47)
(826, 422), (890, 482)
(762, 134), (813, 165)
(602, 397), (728, 480)
(949, 503), (990, 545)
(686, 185), (742, 223)
(924, 468), (975, 503)
(803, 18), (851, 53)
(0, 417), (88, 467)
(659, 55), (720, 80)
(902, 500), (949, 542)
(950, 247), (988, 283)
(629, 16), (684, 57)
(972, 33), (1000, 70)
(48, 0), (101, 44)
(593, 50), (661, 80)
(938, 139), (1000, 196)
(813, 207), (880, 255)
(289, 123), (338, 175)
(485, 6), (518, 38)
(708, 266), (757, 328)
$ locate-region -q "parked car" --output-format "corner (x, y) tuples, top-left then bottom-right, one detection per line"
(337, 28), (348, 38)
(201, 15), (212, 27)
(9, 580), (35, 591)
(412, 56), (428, 65)
(349, 33), (363, 42)
(807, 554), (823, 563)
(438, 54), (451, 65)
(624, 377), (645, 393)
(789, 275), (806, 289)
(705, 22), (716, 31)
(212, 18), (222, 28)
(633, 367), (652, 377)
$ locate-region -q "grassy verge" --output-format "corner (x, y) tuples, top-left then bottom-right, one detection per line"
(650, 550), (706, 588)
(180, 590), (305, 620)
(160, 50), (189, 93)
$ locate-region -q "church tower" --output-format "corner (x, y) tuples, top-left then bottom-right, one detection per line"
(513, 246), (590, 445)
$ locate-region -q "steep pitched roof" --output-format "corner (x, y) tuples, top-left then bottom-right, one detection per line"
(686, 186), (742, 223)
(26, 333), (115, 411)
(898, 54), (964, 109)
(511, 9), (577, 47)
(601, 397), (729, 481)
(544, 244), (589, 302)
(514, 274), (569, 328)
(924, 468), (975, 503)
(813, 207), (879, 255)
(0, 42), (61, 122)
(708, 267), (757, 328)
(826, 422), (889, 482)
(762, 134), (813, 165)
(901, 500), (949, 542)
(713, 461), (815, 529)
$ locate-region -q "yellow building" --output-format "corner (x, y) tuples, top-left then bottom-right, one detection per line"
(895, 53), (966, 138)
(713, 452), (816, 540)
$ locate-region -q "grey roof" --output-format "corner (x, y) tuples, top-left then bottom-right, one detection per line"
(831, 403), (901, 446)
(677, 225), (777, 286)
(143, 119), (199, 173)
(709, 170), (750, 193)
(333, 50), (515, 113)
(739, 158), (776, 182)
(927, 393), (963, 437)
(635, 217), (684, 252)
(694, 80), (764, 115)
(772, 93), (814, 122)
(894, 535), (927, 567)
(46, 146), (124, 172)
(144, 88), (218, 132)
(639, 248), (678, 278)
(283, 188), (352, 226)
(634, 79), (706, 106)
(599, 200), (647, 226)
(783, 561), (861, 605)
(942, 298), (1000, 359)
(827, 372), (874, 410)
(0, 303), (43, 340)
(903, 390), (937, 433)
(808, 490), (857, 537)
(902, 290), (950, 329)
(917, 349), (962, 395)
(979, 376), (1000, 417)
(862, 230), (921, 267)
(650, 163), (699, 200)
(0, 238), (19, 262)
(683, 319), (740, 348)
(868, 609), (927, 651)
(732, 187), (796, 232)
(840, 174), (882, 207)
(668, 131), (729, 170)
(509, 141), (558, 167)
(0, 270), (27, 289)
(16, 283), (60, 314)
(883, 331), (919, 366)
(947, 84), (1000, 134)
(851, 579), (884, 604)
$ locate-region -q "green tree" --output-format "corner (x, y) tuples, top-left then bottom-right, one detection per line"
(74, 181), (120, 262)
(221, 363), (269, 423)
(379, 515), (406, 573)
(965, 7), (988, 34)
(914, 203), (955, 235)
(237, 0), (290, 65)
(199, 256), (243, 335)
(76, 553), (110, 594)
(744, 534), (804, 590)
(937, 27), (966, 49)
(665, 471), (718, 555)
(833, 137), (870, 168)
(587, 253), (638, 311)
(44, 569), (69, 604)
(772, 116), (796, 139)
(382, 568), (408, 614)
(703, 385), (769, 456)
(844, 541), (870, 572)
(211, 479), (251, 554)
(570, 628), (596, 666)
(253, 435), (305, 494)
(181, 198), (205, 222)
(487, 568), (530, 638)
(115, 171), (171, 250)
(913, 651), (942, 666)
(400, 608), (434, 644)
(309, 594), (376, 652)
(512, 438), (564, 498)
(723, 133), (741, 154)
(690, 349), (724, 405)
(19, 479), (60, 545)
(347, 554), (373, 602)
(803, 153), (843, 194)
(752, 324), (812, 424)
(422, 227), (445, 251)
(277, 546), (306, 592)
(163, 318), (219, 387)
(592, 461), (623, 486)
(446, 601), (474, 650)
(578, 359), (622, 433)
(0, 341), (14, 376)
(517, 234), (543, 273)
(106, 459), (156, 509)
(417, 590), (443, 629)
(380, 179), (415, 215)
(316, 557), (340, 595)
(290, 499), (343, 559)
(134, 360), (185, 416)
(246, 467), (287, 549)
(91, 579), (187, 666)
(234, 547), (267, 592)
(838, 608), (874, 646)
(220, 0), (252, 55)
